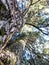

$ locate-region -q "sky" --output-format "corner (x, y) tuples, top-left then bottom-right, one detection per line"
(17, 0), (30, 11)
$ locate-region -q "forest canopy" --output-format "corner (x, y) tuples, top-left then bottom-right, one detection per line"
(0, 0), (49, 65)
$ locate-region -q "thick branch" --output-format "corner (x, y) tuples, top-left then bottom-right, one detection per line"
(25, 22), (49, 35)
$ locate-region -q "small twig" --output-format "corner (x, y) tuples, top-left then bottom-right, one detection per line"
(30, 0), (40, 6)
(23, 0), (40, 16)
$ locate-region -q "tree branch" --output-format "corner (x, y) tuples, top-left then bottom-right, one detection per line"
(30, 0), (40, 6)
(25, 22), (49, 35)
(23, 0), (40, 16)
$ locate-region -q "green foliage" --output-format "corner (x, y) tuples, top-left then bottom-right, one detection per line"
(0, 41), (2, 44)
(0, 28), (5, 36)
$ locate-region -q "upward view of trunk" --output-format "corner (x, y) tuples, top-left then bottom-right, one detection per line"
(6, 0), (24, 32)
(0, 0), (25, 65)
